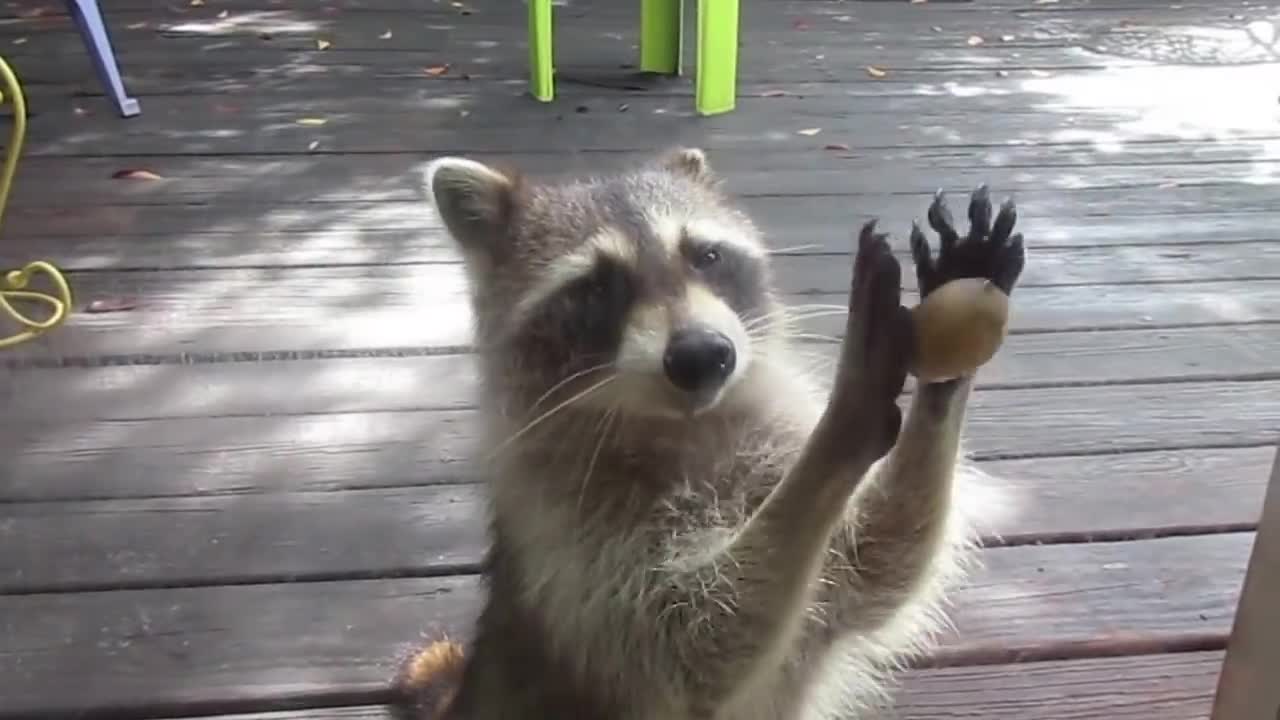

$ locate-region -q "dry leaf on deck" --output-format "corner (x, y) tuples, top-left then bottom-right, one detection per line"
(424, 64), (451, 76)
(111, 169), (164, 180)
(308, 140), (321, 151)
(85, 297), (139, 313)
(865, 65), (887, 78)
(296, 117), (328, 126)
(796, 128), (822, 136)
(316, 38), (332, 50)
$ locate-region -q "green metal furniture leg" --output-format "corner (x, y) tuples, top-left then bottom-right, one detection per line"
(695, 0), (738, 115)
(640, 0), (682, 75)
(529, 0), (554, 102)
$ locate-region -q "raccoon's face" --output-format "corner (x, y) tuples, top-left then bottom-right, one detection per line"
(425, 148), (782, 419)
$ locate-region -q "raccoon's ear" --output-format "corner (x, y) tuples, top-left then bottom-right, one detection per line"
(658, 147), (715, 186)
(423, 157), (518, 251)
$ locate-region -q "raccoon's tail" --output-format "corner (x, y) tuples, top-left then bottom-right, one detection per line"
(390, 638), (467, 720)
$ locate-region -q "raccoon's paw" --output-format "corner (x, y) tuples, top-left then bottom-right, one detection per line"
(832, 221), (912, 458)
(910, 185), (1026, 299)
(390, 639), (466, 720)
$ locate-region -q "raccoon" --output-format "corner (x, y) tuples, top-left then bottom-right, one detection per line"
(394, 148), (1027, 720)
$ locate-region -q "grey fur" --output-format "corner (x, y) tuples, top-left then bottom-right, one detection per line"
(406, 149), (1025, 720)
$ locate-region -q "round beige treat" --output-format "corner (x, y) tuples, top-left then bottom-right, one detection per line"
(910, 277), (1010, 382)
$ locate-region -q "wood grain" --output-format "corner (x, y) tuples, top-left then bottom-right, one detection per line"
(3, 265), (1279, 362)
(2, 446), (1270, 593)
(130, 652), (1225, 720)
(4, 380), (1278, 501)
(0, 535), (1251, 718)
(3, 323), (1278, 423)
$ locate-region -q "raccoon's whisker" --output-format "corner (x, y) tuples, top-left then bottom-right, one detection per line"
(577, 405), (620, 512)
(767, 243), (825, 254)
(489, 374), (618, 458)
(742, 305), (847, 332)
(526, 362), (616, 415)
(743, 308), (849, 334)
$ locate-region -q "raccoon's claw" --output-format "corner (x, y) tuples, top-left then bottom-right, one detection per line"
(912, 186), (1026, 298)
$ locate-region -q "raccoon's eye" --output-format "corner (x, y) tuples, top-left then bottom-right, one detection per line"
(691, 245), (722, 270)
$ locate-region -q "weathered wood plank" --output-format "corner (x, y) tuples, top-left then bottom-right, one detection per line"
(3, 444), (1270, 593)
(891, 651), (1226, 720)
(4, 379), (1278, 501)
(3, 323), (1278, 423)
(3, 264), (1277, 361)
(21, 94), (1280, 156)
(133, 651), (1229, 718)
(0, 534), (1250, 718)
(10, 152), (1280, 210)
(6, 212), (1276, 274)
(6, 186), (1274, 256)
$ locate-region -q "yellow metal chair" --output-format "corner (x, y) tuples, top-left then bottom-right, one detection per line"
(528, 0), (740, 116)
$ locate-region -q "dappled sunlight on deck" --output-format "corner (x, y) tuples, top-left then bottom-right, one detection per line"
(1, 0), (1278, 717)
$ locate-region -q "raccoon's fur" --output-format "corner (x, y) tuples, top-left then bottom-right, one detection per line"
(394, 148), (1027, 720)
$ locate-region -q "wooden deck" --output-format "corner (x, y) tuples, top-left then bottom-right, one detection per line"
(2, 0), (1279, 717)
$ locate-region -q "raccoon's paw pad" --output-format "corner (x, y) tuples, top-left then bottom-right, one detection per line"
(391, 639), (466, 720)
(835, 222), (911, 453)
(912, 186), (1026, 298)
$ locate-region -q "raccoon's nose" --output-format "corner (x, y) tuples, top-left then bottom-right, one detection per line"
(664, 328), (737, 393)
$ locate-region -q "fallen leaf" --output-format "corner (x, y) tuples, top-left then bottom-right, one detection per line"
(865, 65), (887, 78)
(761, 89), (789, 97)
(12, 37), (26, 45)
(379, 30), (393, 39)
(424, 64), (451, 76)
(111, 168), (164, 180)
(796, 127), (822, 136)
(86, 297), (139, 313)
(316, 38), (331, 50)
(296, 117), (328, 126)
(823, 143), (851, 151)
(308, 140), (321, 151)
(966, 35), (985, 46)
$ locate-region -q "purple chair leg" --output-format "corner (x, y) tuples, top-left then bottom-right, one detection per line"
(65, 0), (140, 117)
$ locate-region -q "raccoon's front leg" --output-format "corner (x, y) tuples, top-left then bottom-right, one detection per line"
(662, 225), (913, 714)
(828, 186), (1027, 632)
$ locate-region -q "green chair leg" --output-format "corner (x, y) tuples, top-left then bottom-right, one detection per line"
(695, 0), (738, 115)
(529, 0), (554, 102)
(640, 0), (682, 75)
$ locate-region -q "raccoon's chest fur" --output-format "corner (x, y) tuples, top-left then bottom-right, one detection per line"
(477, 393), (856, 719)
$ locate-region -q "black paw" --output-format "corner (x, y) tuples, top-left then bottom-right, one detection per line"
(833, 221), (913, 456)
(910, 185), (1026, 298)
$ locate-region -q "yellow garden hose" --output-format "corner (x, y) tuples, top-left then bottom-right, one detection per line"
(0, 55), (72, 349)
